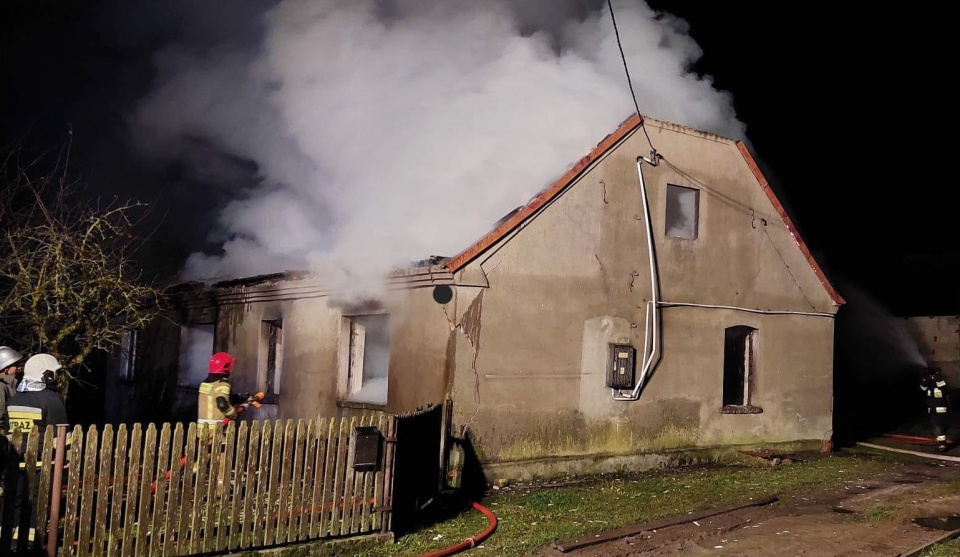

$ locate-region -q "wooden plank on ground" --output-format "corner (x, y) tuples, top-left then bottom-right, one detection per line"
(897, 528), (960, 557)
(77, 425), (99, 557)
(106, 425), (128, 557)
(552, 495), (780, 553)
(119, 424), (141, 557)
(92, 425), (114, 557)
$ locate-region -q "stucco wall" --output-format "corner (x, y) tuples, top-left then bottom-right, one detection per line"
(207, 285), (451, 421)
(449, 121), (838, 468)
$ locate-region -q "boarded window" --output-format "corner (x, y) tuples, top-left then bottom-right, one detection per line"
(259, 319), (283, 404)
(179, 324), (214, 388)
(665, 184), (699, 239)
(723, 325), (758, 407)
(339, 314), (390, 406)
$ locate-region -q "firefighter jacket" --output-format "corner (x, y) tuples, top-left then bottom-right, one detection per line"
(198, 377), (245, 428)
(920, 371), (949, 414)
(6, 388), (70, 469)
(6, 388), (68, 435)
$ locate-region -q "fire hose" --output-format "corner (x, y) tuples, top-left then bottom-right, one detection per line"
(418, 500), (498, 557)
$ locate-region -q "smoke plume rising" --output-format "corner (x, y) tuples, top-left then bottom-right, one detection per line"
(130, 0), (745, 296)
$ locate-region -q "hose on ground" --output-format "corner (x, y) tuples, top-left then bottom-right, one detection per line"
(417, 500), (498, 557)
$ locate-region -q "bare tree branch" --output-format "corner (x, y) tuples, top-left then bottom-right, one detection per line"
(0, 142), (167, 399)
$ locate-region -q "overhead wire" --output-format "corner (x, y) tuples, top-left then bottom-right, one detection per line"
(606, 0), (657, 157)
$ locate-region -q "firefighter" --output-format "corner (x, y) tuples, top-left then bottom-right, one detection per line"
(5, 353), (69, 542)
(198, 352), (261, 430)
(0, 346), (26, 435)
(920, 367), (951, 452)
(7, 353), (68, 435)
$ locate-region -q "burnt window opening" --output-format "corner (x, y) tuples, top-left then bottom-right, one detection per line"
(118, 329), (138, 382)
(179, 323), (214, 389)
(722, 325), (762, 413)
(665, 184), (700, 240)
(259, 319), (283, 404)
(339, 314), (390, 407)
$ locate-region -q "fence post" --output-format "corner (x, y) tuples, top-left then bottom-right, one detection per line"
(380, 415), (397, 535)
(47, 426), (67, 557)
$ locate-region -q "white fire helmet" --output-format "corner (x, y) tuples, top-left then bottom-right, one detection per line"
(23, 353), (63, 383)
(0, 346), (24, 371)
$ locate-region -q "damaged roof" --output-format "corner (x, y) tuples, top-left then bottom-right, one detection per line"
(443, 113), (845, 306)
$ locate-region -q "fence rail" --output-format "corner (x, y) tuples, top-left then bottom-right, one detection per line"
(0, 415), (396, 557)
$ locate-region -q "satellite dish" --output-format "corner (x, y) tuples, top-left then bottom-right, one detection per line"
(433, 285), (453, 304)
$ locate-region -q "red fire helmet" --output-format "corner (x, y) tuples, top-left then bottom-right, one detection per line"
(209, 352), (236, 375)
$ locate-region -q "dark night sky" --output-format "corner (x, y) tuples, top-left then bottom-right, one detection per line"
(2, 1), (956, 316)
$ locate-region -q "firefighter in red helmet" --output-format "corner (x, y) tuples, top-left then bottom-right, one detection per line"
(197, 352), (262, 429)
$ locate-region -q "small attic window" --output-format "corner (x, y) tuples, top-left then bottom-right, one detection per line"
(665, 184), (699, 239)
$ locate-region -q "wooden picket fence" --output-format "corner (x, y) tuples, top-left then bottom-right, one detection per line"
(0, 414), (397, 557)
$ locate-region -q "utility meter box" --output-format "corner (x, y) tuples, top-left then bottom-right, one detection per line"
(606, 344), (637, 389)
(351, 426), (383, 472)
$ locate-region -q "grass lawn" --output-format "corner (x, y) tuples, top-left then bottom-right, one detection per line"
(920, 537), (960, 557)
(328, 449), (915, 557)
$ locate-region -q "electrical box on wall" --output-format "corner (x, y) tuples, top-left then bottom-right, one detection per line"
(351, 426), (383, 472)
(606, 344), (636, 389)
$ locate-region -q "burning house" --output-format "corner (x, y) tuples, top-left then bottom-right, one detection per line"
(109, 115), (845, 480)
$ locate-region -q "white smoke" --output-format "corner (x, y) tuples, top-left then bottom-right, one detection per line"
(131, 0), (745, 295)
(178, 324), (214, 386)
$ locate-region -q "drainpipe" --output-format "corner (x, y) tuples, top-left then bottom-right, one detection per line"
(613, 154), (663, 401)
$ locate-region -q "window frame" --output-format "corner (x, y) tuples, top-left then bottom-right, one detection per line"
(664, 183), (701, 240)
(337, 312), (390, 409)
(258, 319), (283, 405)
(721, 325), (763, 414)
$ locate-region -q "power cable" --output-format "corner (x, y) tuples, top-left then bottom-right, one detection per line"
(606, 0), (657, 156)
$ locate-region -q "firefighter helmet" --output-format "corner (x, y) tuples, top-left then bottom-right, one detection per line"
(209, 352), (236, 375)
(0, 346), (24, 371)
(23, 353), (62, 383)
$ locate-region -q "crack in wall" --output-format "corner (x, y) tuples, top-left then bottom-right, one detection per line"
(440, 290), (485, 434)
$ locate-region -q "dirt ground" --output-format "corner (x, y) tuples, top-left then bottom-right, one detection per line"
(533, 455), (960, 556)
